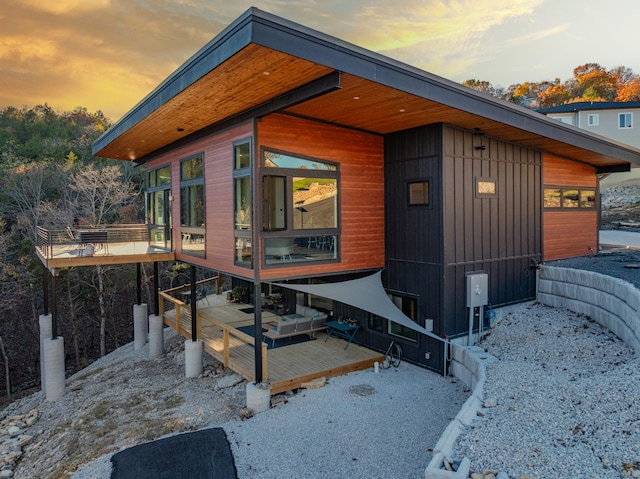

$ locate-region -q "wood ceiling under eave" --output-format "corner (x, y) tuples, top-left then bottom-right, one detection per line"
(284, 73), (629, 169)
(95, 44), (334, 160)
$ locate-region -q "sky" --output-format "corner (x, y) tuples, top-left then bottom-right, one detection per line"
(1, 0), (640, 123)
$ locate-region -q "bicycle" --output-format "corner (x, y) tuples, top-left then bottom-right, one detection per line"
(380, 341), (402, 369)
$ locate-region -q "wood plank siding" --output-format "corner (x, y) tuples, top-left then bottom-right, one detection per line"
(257, 113), (385, 280)
(146, 121), (255, 277)
(543, 154), (598, 261)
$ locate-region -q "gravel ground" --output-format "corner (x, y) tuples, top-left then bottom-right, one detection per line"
(549, 247), (640, 289)
(453, 304), (640, 479)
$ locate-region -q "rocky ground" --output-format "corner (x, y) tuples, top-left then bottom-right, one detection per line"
(601, 182), (640, 231)
(1, 330), (248, 479)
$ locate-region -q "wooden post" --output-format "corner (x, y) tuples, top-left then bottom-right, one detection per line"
(223, 329), (230, 367)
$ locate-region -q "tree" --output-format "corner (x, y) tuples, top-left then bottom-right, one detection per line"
(616, 77), (640, 102)
(571, 63), (618, 102)
(538, 83), (572, 108)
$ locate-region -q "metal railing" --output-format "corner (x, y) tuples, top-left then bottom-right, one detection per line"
(36, 224), (153, 259)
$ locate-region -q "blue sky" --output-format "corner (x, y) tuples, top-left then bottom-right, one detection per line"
(1, 0), (639, 121)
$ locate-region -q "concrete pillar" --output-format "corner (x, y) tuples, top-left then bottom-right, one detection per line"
(148, 314), (164, 359)
(246, 381), (271, 413)
(184, 339), (203, 378)
(133, 303), (148, 350)
(44, 337), (65, 401)
(39, 314), (52, 392)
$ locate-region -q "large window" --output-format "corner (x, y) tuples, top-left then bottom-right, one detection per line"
(262, 149), (339, 265)
(147, 165), (171, 248)
(234, 139), (252, 266)
(544, 187), (596, 209)
(367, 294), (418, 342)
(180, 155), (205, 257)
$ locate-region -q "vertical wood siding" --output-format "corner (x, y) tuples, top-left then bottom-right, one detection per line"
(543, 154), (598, 260)
(257, 114), (385, 280)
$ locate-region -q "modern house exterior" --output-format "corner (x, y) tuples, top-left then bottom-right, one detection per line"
(91, 8), (640, 375)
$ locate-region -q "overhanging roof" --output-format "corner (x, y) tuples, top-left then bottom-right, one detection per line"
(93, 7), (640, 170)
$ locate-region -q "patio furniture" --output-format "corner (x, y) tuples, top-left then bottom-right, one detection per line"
(78, 230), (108, 255)
(324, 320), (360, 349)
(262, 304), (328, 347)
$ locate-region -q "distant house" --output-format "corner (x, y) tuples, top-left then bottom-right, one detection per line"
(538, 101), (640, 149)
(90, 8), (640, 374)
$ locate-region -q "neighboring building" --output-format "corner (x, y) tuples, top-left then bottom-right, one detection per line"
(538, 101), (640, 187)
(91, 8), (640, 374)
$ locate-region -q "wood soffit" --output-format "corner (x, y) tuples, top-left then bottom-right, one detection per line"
(93, 19), (640, 169)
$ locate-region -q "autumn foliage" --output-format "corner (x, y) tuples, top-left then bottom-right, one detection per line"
(464, 62), (640, 108)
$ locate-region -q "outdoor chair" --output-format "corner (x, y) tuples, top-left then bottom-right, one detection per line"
(197, 286), (211, 305)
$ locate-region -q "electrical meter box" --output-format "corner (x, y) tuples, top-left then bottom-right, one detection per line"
(466, 273), (488, 308)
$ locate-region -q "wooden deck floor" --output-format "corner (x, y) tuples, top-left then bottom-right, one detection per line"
(163, 293), (383, 394)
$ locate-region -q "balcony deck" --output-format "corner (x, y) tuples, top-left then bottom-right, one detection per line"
(36, 225), (175, 269)
(161, 290), (384, 394)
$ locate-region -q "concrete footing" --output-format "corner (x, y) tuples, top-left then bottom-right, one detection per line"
(44, 337), (65, 401)
(133, 304), (148, 350)
(184, 339), (203, 378)
(39, 314), (52, 392)
(246, 382), (271, 413)
(148, 314), (164, 359)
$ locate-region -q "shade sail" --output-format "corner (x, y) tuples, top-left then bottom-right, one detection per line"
(271, 271), (445, 344)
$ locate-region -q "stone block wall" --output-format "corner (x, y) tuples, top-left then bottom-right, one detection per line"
(538, 265), (640, 355)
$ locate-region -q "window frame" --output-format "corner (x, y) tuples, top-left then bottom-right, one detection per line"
(179, 154), (206, 258)
(261, 147), (340, 267)
(475, 177), (498, 199)
(619, 112), (633, 129)
(587, 113), (599, 126)
(543, 186), (597, 210)
(233, 138), (253, 267)
(407, 179), (430, 206)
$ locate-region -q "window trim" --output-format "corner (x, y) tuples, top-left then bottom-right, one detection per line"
(475, 177), (498, 199)
(407, 179), (430, 206)
(619, 112), (633, 129)
(233, 137), (253, 267)
(587, 113), (599, 126)
(179, 153), (206, 258)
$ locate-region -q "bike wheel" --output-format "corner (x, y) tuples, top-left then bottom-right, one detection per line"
(389, 343), (402, 367)
(380, 355), (391, 369)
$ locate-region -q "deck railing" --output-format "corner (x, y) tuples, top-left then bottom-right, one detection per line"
(159, 278), (268, 382)
(36, 224), (153, 258)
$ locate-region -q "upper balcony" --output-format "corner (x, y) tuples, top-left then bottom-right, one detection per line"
(36, 224), (175, 270)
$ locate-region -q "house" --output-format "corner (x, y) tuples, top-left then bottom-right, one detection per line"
(538, 101), (640, 187)
(89, 8), (640, 377)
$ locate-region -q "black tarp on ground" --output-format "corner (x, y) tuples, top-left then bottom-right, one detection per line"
(110, 428), (237, 479)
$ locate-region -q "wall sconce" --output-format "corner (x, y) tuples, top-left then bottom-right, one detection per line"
(475, 145), (486, 151)
(473, 128), (485, 136)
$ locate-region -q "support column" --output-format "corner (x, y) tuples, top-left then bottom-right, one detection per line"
(133, 303), (148, 350)
(39, 314), (52, 392)
(190, 265), (197, 342)
(44, 337), (65, 401)
(148, 314), (164, 359)
(184, 339), (203, 378)
(153, 262), (160, 316)
(253, 281), (263, 383)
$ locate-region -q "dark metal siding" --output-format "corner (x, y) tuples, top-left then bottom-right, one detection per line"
(381, 124), (445, 370)
(442, 125), (542, 338)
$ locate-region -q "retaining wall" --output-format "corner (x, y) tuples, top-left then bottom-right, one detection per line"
(538, 265), (640, 355)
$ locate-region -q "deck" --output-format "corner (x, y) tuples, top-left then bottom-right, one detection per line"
(161, 290), (383, 394)
(35, 225), (175, 269)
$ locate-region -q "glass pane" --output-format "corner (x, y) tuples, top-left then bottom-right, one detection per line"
(234, 142), (251, 169)
(181, 185), (205, 227)
(292, 178), (337, 230)
(235, 236), (252, 264)
(181, 156), (203, 180)
(563, 189), (579, 208)
(543, 189), (561, 208)
(235, 177), (251, 229)
(264, 151), (336, 171)
(146, 193), (153, 224)
(263, 176), (286, 231)
(264, 236), (337, 264)
(409, 181), (429, 205)
(368, 314), (385, 332)
(154, 191), (165, 225)
(148, 171), (156, 187)
(580, 190), (596, 208)
(477, 180), (496, 195)
(157, 166), (171, 185)
(181, 228), (205, 258)
(387, 295), (418, 342)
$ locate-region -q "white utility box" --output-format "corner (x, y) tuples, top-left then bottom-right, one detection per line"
(466, 273), (488, 308)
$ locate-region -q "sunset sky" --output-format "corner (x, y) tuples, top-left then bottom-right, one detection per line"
(1, 0), (639, 122)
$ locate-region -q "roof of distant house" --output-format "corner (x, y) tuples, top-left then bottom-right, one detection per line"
(538, 101), (640, 114)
